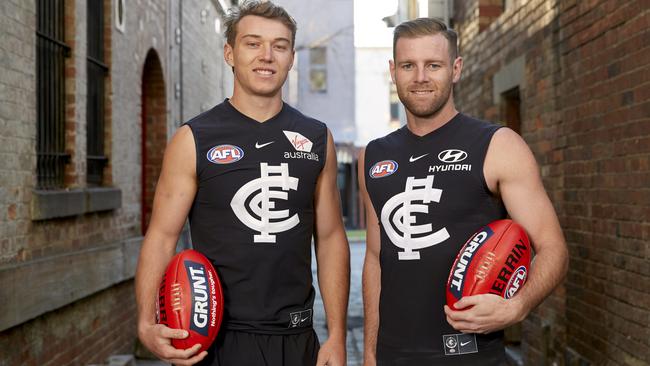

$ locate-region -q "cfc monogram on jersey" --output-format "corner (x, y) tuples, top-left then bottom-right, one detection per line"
(380, 175), (449, 260)
(230, 163), (300, 243)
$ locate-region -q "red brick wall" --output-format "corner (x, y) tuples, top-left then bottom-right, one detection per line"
(559, 1), (649, 364)
(453, 0), (649, 364)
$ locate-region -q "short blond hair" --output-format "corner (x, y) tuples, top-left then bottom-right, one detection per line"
(224, 0), (297, 48)
(393, 17), (458, 61)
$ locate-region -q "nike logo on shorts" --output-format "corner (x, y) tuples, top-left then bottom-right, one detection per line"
(409, 153), (428, 162)
(255, 141), (275, 149)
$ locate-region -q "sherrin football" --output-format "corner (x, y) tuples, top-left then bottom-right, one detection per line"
(157, 249), (224, 352)
(446, 220), (531, 310)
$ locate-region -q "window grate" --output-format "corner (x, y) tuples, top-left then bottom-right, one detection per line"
(36, 0), (70, 189)
(87, 0), (108, 186)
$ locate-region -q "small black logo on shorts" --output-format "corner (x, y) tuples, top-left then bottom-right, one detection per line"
(443, 333), (478, 356)
(288, 309), (312, 328)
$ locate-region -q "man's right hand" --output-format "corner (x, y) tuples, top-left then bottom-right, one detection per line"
(138, 322), (207, 365)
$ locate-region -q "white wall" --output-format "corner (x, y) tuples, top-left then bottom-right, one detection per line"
(354, 47), (395, 146)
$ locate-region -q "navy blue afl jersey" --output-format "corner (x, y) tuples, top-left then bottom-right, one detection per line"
(365, 113), (508, 365)
(185, 99), (327, 334)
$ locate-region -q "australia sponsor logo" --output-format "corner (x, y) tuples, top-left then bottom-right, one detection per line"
(429, 148), (471, 173)
(283, 130), (319, 161)
(207, 144), (244, 164)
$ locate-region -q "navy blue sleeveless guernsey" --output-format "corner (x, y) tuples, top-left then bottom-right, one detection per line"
(365, 113), (508, 365)
(185, 99), (327, 334)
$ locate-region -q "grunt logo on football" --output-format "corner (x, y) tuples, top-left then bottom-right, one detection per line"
(369, 160), (398, 178)
(184, 260), (212, 336)
(449, 227), (494, 299)
(504, 265), (527, 299)
(207, 144), (244, 164)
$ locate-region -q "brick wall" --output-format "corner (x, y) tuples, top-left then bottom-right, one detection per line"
(453, 0), (649, 365)
(0, 0), (234, 364)
(559, 1), (649, 364)
(0, 0), (37, 264)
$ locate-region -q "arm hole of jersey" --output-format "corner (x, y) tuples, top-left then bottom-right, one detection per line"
(184, 123), (202, 179)
(363, 143), (378, 219)
(321, 125), (329, 173)
(480, 125), (504, 197)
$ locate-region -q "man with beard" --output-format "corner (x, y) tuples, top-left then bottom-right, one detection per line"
(358, 18), (568, 365)
(135, 2), (349, 365)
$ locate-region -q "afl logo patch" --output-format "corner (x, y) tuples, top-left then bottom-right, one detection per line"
(438, 149), (468, 163)
(369, 160), (398, 178)
(505, 265), (527, 299)
(207, 145), (244, 164)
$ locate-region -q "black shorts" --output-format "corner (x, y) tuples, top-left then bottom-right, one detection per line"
(197, 329), (320, 366)
(377, 346), (506, 366)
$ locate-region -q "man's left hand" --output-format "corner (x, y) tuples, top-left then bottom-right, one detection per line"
(316, 336), (346, 366)
(444, 294), (527, 334)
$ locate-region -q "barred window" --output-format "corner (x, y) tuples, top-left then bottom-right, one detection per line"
(87, 0), (109, 185)
(36, 0), (70, 189)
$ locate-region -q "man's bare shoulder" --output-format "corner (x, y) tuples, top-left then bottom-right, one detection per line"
(163, 125), (197, 175)
(485, 127), (539, 192)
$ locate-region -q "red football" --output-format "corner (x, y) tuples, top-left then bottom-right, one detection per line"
(446, 219), (532, 310)
(157, 249), (224, 352)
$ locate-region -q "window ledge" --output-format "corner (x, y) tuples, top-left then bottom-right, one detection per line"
(31, 187), (122, 220)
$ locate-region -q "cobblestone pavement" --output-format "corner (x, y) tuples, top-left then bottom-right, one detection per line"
(312, 240), (365, 366)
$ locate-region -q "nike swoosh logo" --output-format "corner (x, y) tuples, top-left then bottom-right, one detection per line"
(460, 341), (472, 346)
(255, 141), (274, 149)
(409, 154), (428, 162)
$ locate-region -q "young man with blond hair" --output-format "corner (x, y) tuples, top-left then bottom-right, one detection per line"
(136, 2), (350, 365)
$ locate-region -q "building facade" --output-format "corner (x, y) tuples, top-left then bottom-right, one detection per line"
(0, 0), (234, 364)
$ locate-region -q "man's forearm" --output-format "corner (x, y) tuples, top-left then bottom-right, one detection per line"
(362, 254), (381, 362)
(512, 243), (568, 318)
(316, 234), (350, 338)
(135, 233), (177, 328)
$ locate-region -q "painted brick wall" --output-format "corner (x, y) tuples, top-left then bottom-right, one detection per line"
(0, 0), (233, 364)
